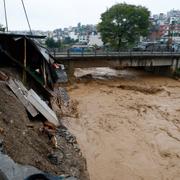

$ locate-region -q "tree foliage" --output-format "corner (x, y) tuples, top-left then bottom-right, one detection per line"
(97, 3), (150, 50)
(45, 38), (61, 48)
(63, 37), (78, 45)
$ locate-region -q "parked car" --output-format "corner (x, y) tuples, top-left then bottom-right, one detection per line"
(69, 47), (84, 53)
(133, 42), (171, 51)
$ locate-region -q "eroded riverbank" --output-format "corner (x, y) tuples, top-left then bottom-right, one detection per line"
(63, 69), (180, 180)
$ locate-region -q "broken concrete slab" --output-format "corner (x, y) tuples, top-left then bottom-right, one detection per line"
(0, 152), (42, 180)
(27, 89), (60, 126)
(7, 79), (39, 117)
(0, 152), (77, 180)
(7, 78), (60, 126)
(54, 68), (68, 83)
(58, 87), (70, 105)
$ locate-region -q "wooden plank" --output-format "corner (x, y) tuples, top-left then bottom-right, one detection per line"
(14, 79), (28, 96)
(7, 79), (39, 117)
(27, 89), (59, 126)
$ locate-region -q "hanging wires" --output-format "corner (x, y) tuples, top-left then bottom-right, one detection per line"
(3, 0), (8, 31)
(2, 0), (33, 33)
(21, 0), (32, 35)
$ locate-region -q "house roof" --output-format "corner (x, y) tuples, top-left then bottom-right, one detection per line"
(0, 32), (46, 39)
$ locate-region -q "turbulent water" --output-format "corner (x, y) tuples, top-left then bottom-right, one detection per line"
(63, 68), (180, 180)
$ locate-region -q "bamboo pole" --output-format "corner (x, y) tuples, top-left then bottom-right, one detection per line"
(23, 38), (27, 84)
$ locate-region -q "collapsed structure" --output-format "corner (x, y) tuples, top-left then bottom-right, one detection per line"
(0, 33), (67, 92)
(0, 33), (89, 179)
(0, 32), (69, 126)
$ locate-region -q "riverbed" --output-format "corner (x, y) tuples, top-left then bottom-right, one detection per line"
(63, 68), (180, 180)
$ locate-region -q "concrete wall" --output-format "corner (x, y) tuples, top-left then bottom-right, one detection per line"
(55, 56), (180, 79)
(58, 57), (177, 68)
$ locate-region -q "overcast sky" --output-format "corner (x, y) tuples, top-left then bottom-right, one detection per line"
(0, 0), (179, 31)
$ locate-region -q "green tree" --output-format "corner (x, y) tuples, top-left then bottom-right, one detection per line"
(45, 37), (61, 48)
(63, 37), (78, 45)
(97, 3), (150, 50)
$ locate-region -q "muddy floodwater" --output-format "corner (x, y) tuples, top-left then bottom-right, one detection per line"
(63, 68), (180, 180)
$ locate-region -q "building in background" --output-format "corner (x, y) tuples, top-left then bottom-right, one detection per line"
(149, 9), (180, 46)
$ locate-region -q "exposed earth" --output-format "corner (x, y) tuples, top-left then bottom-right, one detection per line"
(1, 67), (180, 180)
(0, 79), (89, 180)
(62, 68), (180, 180)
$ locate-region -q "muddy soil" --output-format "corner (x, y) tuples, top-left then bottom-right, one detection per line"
(0, 82), (89, 180)
(63, 68), (180, 180)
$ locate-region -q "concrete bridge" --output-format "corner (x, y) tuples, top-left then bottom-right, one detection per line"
(53, 51), (180, 78)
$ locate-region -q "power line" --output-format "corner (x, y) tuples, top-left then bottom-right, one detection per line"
(3, 0), (8, 31)
(21, 0), (32, 35)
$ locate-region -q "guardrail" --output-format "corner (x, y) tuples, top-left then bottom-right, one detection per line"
(51, 51), (180, 58)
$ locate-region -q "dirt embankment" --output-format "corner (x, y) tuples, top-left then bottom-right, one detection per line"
(0, 81), (89, 180)
(63, 71), (180, 180)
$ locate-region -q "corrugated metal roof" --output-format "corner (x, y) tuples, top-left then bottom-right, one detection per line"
(0, 32), (46, 39)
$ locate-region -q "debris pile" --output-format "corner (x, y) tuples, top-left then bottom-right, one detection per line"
(116, 84), (163, 94)
(0, 33), (89, 179)
(0, 70), (89, 180)
(51, 87), (79, 119)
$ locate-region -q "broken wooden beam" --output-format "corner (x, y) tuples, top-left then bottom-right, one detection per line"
(27, 89), (60, 126)
(7, 78), (39, 117)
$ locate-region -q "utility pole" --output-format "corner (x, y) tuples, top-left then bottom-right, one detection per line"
(3, 0), (8, 31)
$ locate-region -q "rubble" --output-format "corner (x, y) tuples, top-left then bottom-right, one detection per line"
(7, 78), (39, 117)
(0, 151), (42, 180)
(0, 81), (89, 179)
(0, 33), (89, 179)
(0, 139), (3, 152)
(25, 173), (77, 180)
(0, 127), (4, 134)
(51, 88), (79, 118)
(47, 152), (64, 165)
(7, 78), (60, 126)
(57, 87), (70, 105)
(0, 71), (8, 81)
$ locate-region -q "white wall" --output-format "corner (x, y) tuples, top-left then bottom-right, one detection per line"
(88, 33), (103, 46)
(69, 31), (78, 40)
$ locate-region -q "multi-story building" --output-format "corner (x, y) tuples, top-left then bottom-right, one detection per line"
(149, 9), (180, 44)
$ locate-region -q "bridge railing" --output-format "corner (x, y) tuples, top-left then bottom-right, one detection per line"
(50, 50), (180, 58)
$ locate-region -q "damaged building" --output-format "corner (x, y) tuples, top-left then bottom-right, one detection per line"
(0, 32), (89, 180)
(0, 33), (68, 94)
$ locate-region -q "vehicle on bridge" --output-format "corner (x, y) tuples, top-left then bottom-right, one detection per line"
(133, 42), (171, 51)
(69, 45), (94, 53)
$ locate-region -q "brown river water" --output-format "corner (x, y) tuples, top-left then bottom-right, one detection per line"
(63, 68), (180, 180)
